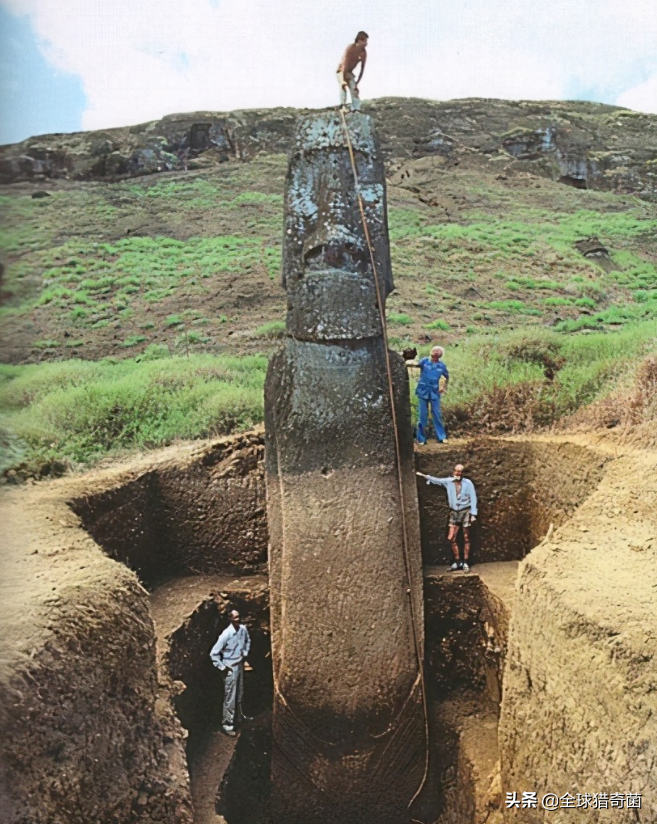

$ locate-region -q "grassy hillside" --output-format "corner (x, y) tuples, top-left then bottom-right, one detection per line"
(1, 99), (656, 476)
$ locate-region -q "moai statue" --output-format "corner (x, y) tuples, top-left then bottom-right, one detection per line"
(264, 112), (426, 824)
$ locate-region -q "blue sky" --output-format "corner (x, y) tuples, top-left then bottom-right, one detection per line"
(1, 0), (656, 145)
(0, 6), (85, 143)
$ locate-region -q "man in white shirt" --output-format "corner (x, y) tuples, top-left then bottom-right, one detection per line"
(417, 464), (478, 572)
(210, 609), (251, 736)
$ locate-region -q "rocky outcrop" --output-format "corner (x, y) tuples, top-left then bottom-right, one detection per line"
(2, 99), (655, 200)
(264, 112), (426, 824)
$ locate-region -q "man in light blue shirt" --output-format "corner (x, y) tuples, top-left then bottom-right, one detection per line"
(210, 609), (251, 736)
(417, 464), (477, 572)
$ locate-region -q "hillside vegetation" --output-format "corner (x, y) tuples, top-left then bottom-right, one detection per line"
(1, 98), (656, 476)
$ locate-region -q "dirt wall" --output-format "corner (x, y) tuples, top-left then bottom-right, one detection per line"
(416, 439), (610, 565)
(424, 572), (506, 711)
(499, 446), (657, 823)
(4, 431), (653, 824)
(157, 578), (271, 734)
(71, 432), (267, 587)
(0, 488), (192, 824)
(70, 434), (609, 583)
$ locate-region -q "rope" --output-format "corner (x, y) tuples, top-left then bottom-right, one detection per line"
(339, 108), (430, 808)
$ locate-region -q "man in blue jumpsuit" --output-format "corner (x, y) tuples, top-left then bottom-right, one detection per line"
(210, 609), (251, 736)
(407, 346), (449, 444)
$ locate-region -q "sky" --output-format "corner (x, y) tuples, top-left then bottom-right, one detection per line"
(1, 0), (656, 145)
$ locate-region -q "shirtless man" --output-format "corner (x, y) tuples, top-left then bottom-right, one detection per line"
(336, 31), (368, 111)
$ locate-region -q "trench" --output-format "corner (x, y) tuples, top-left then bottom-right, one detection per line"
(69, 435), (611, 824)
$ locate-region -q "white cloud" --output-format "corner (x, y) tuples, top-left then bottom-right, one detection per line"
(3, 0), (657, 131)
(617, 73), (657, 114)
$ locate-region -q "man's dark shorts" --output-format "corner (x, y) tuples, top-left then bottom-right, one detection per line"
(449, 509), (472, 528)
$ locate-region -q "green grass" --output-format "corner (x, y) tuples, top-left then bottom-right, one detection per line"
(408, 321), (657, 431)
(0, 229), (284, 323)
(484, 299), (543, 316)
(389, 208), (657, 250)
(3, 320), (657, 473)
(426, 319), (451, 331)
(387, 312), (413, 326)
(2, 164), (654, 356)
(253, 320), (286, 339)
(121, 335), (147, 348)
(0, 188), (283, 319)
(387, 202), (657, 330)
(0, 354), (267, 471)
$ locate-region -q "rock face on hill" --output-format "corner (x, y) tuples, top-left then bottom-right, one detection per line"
(2, 98), (656, 200)
(264, 112), (426, 824)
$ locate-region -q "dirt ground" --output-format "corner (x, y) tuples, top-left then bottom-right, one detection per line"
(0, 471), (193, 823)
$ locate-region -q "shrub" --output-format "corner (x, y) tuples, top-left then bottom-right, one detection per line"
(500, 331), (564, 370)
(140, 344), (170, 361)
(121, 335), (147, 348)
(574, 297), (597, 309)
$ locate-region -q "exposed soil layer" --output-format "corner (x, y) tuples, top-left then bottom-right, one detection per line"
(424, 562), (518, 712)
(500, 438), (657, 824)
(70, 432), (267, 588)
(176, 564), (518, 824)
(68, 433), (610, 587)
(149, 574), (270, 824)
(414, 563), (517, 824)
(0, 482), (192, 824)
(1, 431), (655, 823)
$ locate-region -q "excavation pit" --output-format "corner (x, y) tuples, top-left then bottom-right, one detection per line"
(5, 432), (655, 824)
(148, 564), (517, 824)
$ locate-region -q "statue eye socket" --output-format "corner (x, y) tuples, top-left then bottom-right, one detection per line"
(304, 245), (324, 265)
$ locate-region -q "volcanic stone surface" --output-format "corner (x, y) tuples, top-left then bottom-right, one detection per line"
(264, 111), (426, 824)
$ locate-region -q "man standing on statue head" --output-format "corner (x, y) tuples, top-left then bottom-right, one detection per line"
(416, 464), (477, 572)
(210, 608), (252, 736)
(406, 345), (449, 444)
(336, 31), (368, 111)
